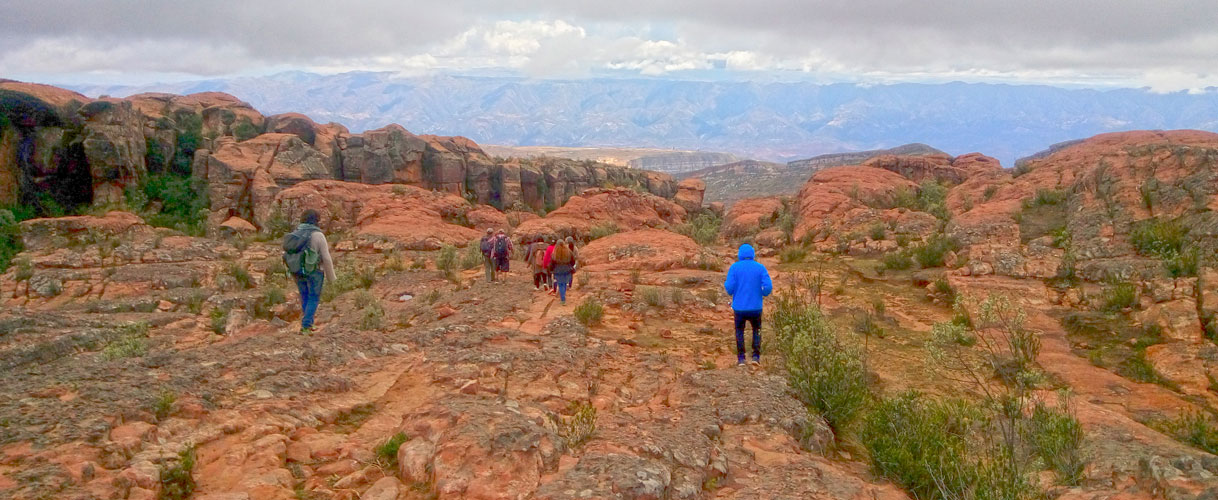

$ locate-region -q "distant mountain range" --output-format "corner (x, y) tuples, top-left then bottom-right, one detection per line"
(682, 143), (947, 205)
(67, 72), (1218, 166)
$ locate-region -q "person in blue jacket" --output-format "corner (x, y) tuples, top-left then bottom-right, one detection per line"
(723, 243), (773, 366)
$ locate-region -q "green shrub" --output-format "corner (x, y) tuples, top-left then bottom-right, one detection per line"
(102, 322), (150, 360)
(984, 185), (999, 201)
(231, 119), (260, 141)
(932, 278), (957, 302)
(931, 320), (975, 347)
(918, 181), (951, 220)
(880, 251), (914, 271)
(862, 392), (982, 499)
(153, 389), (177, 420)
(142, 173), (209, 236)
(252, 286), (286, 320)
(589, 222), (620, 240)
(158, 444), (197, 500)
(1129, 217), (1199, 276)
(575, 298), (605, 326)
(359, 301), (385, 331)
(460, 241), (484, 270)
(1027, 400), (1086, 485)
(1025, 188), (1067, 207)
(556, 401), (597, 449)
(209, 308), (230, 334)
(912, 235), (959, 268)
(673, 213), (722, 246)
(1102, 281), (1138, 312)
(638, 286), (665, 308)
(779, 247), (807, 264)
(869, 223), (887, 241)
(436, 245), (458, 273)
(225, 263), (253, 290)
(774, 303), (869, 433)
(1154, 411), (1218, 454)
(374, 432), (410, 468)
(0, 209), (24, 273)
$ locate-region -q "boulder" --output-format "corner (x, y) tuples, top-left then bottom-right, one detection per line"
(515, 188), (687, 241)
(202, 134), (332, 229)
(219, 217), (257, 235)
(792, 166), (918, 242)
(79, 99), (148, 205)
(580, 229), (716, 272)
(270, 180), (480, 250)
(266, 113), (348, 177)
(673, 178), (706, 213)
(340, 124), (427, 184)
(723, 198), (785, 238)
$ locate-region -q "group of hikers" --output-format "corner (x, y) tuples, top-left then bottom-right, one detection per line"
(284, 211), (773, 366)
(478, 228), (579, 304)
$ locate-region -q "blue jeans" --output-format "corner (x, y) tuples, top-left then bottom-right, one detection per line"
(734, 310), (762, 361)
(295, 271), (325, 329)
(555, 272), (572, 302)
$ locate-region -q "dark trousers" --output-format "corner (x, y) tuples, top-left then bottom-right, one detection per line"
(295, 271), (325, 330)
(734, 310), (762, 361)
(533, 272), (547, 288)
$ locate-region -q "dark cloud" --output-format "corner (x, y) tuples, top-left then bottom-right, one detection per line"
(1, 0), (1216, 89)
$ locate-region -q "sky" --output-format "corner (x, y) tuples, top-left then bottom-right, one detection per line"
(2, 0), (1217, 91)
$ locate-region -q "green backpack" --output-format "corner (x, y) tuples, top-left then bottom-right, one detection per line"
(282, 227), (320, 276)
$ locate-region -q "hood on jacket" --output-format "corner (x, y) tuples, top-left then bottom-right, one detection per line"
(737, 244), (755, 260)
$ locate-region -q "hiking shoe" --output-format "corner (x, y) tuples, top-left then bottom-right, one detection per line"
(749, 358), (760, 366)
(299, 327), (314, 335)
(736, 358), (746, 367)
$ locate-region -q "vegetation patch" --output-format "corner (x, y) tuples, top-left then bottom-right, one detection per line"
(673, 213), (723, 246)
(374, 432), (410, 469)
(588, 222), (621, 240)
(158, 444), (197, 500)
(574, 298), (604, 326)
(1129, 217), (1199, 277)
(1152, 411), (1218, 455)
(555, 401), (597, 449)
(770, 296), (869, 433)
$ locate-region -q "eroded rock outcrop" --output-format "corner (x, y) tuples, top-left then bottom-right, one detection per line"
(270, 180), (482, 250)
(515, 188), (687, 241)
(580, 229), (716, 272)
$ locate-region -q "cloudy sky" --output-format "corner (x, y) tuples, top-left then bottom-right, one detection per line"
(2, 0), (1217, 91)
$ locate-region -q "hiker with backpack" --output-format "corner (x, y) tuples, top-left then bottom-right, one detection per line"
(550, 239), (576, 305)
(480, 228), (496, 283)
(282, 209), (337, 334)
(529, 240), (549, 291)
(491, 229), (513, 278)
(723, 243), (773, 366)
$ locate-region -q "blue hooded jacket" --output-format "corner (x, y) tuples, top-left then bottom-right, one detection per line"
(724, 244), (773, 312)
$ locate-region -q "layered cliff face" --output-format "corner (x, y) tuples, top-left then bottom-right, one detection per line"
(0, 81), (678, 231)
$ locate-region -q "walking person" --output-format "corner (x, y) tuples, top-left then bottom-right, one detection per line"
(723, 243), (773, 366)
(543, 236), (558, 295)
(480, 228), (496, 283)
(564, 236), (579, 289)
(530, 240), (548, 291)
(281, 209), (337, 335)
(550, 239), (576, 305)
(491, 229), (513, 280)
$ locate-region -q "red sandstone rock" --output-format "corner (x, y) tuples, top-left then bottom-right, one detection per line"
(723, 197), (785, 238)
(674, 178), (706, 213)
(580, 229), (717, 272)
(515, 188), (687, 241)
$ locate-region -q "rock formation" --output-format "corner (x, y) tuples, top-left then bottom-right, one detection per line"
(0, 81), (678, 233)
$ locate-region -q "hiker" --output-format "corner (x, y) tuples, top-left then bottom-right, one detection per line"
(550, 237), (576, 305)
(530, 239), (548, 291)
(282, 209), (337, 334)
(723, 243), (773, 366)
(480, 228), (496, 282)
(564, 236), (579, 288)
(491, 229), (513, 278)
(543, 236), (558, 295)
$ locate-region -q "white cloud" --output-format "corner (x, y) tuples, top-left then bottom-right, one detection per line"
(1, 0), (1217, 90)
